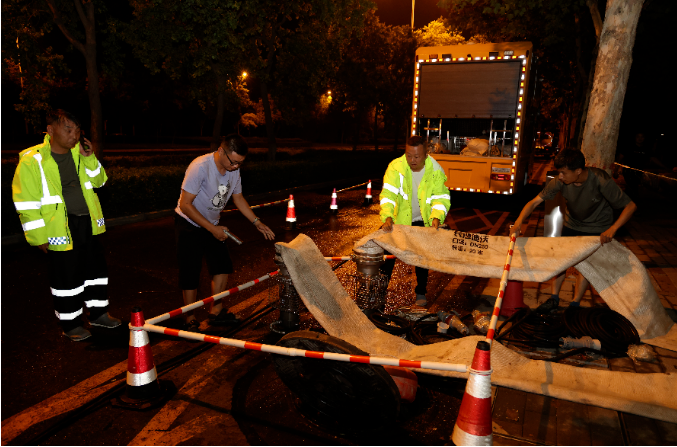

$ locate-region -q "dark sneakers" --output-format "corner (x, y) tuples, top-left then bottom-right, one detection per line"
(89, 313), (122, 328)
(208, 309), (241, 326)
(63, 326), (92, 341)
(183, 318), (200, 332)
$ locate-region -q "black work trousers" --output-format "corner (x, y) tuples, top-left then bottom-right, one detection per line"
(379, 220), (429, 296)
(48, 215), (109, 332)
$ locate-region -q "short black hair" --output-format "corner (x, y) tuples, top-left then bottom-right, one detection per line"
(554, 148), (586, 171)
(46, 109), (81, 128)
(407, 135), (426, 148)
(220, 134), (249, 156)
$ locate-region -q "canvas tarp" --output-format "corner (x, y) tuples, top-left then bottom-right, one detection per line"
(275, 232), (677, 423)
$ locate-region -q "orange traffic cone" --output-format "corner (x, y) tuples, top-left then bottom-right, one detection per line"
(452, 340), (493, 446)
(364, 180), (373, 205)
(112, 307), (173, 410)
(286, 194), (296, 230)
(330, 188), (338, 214)
(500, 280), (527, 317)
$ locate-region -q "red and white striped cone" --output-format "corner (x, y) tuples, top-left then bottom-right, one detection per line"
(286, 194), (296, 230)
(330, 188), (338, 214)
(452, 340), (493, 446)
(113, 307), (172, 410)
(364, 180), (373, 205)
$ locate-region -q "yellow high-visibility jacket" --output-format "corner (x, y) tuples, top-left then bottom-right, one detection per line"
(12, 135), (107, 251)
(379, 154), (450, 226)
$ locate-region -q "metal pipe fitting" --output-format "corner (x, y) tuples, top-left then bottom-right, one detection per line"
(352, 241), (388, 312)
(272, 247), (301, 334)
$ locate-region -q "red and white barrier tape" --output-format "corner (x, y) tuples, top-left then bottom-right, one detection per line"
(485, 235), (517, 345)
(142, 322), (467, 373)
(146, 271), (279, 325)
(221, 198), (290, 214)
(337, 181), (370, 193)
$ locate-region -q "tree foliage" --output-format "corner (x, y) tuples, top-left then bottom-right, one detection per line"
(414, 17), (465, 47)
(438, 0), (598, 147)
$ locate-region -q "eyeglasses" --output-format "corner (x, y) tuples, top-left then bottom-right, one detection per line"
(222, 148), (243, 167)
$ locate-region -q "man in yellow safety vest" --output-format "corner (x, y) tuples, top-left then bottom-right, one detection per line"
(379, 135), (451, 306)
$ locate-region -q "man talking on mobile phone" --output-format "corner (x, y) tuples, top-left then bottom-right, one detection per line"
(12, 109), (120, 341)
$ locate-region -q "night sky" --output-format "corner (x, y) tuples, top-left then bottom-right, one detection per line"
(373, 0), (447, 27)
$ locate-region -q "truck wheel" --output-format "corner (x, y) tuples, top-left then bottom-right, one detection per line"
(272, 330), (400, 433)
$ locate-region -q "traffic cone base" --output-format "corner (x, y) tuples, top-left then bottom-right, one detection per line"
(451, 341), (493, 445)
(500, 280), (527, 317)
(286, 194), (296, 230)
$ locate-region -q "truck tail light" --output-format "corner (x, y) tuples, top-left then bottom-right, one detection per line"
(491, 174), (510, 181)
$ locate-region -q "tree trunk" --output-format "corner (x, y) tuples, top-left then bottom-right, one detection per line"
(373, 106), (379, 151)
(212, 73), (226, 144)
(45, 0), (104, 157)
(260, 81), (277, 162)
(581, 0), (644, 173)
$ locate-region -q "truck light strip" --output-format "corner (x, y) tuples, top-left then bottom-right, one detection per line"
(412, 51), (530, 194)
(144, 323), (468, 374)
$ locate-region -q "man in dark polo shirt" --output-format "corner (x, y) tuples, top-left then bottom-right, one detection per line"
(511, 149), (637, 309)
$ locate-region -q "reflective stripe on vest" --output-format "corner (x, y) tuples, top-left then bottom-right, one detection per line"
(380, 197), (397, 207)
(23, 219), (45, 231)
(398, 173), (409, 200)
(32, 153), (64, 207)
(85, 162), (101, 178)
(426, 194), (451, 204)
(15, 201), (41, 210)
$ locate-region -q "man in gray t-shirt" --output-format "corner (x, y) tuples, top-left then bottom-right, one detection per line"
(175, 134), (275, 330)
(511, 149), (637, 308)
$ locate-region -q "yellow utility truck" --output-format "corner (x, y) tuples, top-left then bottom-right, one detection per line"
(412, 41), (537, 195)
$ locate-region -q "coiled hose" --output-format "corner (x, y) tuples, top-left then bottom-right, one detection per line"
(367, 311), (464, 345)
(563, 306), (639, 356)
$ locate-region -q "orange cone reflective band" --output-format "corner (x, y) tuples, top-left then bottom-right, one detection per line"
(452, 341), (493, 446)
(330, 188), (338, 211)
(286, 195), (296, 222)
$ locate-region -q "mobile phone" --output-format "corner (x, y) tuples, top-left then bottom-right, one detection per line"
(79, 135), (91, 153)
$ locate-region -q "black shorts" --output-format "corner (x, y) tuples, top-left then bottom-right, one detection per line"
(175, 213), (234, 290)
(562, 226), (603, 237)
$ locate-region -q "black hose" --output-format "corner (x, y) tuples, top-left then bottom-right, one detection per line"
(563, 307), (639, 356)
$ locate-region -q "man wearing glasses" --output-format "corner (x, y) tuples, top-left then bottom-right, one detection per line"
(175, 134), (275, 330)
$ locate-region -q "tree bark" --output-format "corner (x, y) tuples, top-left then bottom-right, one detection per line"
(212, 72), (226, 144)
(260, 81), (277, 162)
(581, 0), (644, 173)
(373, 106), (379, 151)
(45, 0), (104, 157)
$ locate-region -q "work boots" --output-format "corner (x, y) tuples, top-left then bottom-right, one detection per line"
(89, 312), (122, 328)
(63, 326), (92, 341)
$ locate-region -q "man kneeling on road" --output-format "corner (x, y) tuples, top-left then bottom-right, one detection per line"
(12, 109), (120, 341)
(512, 148), (637, 310)
(379, 135), (451, 307)
(175, 134), (275, 331)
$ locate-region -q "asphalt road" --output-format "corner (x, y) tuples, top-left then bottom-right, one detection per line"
(1, 170), (544, 445)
